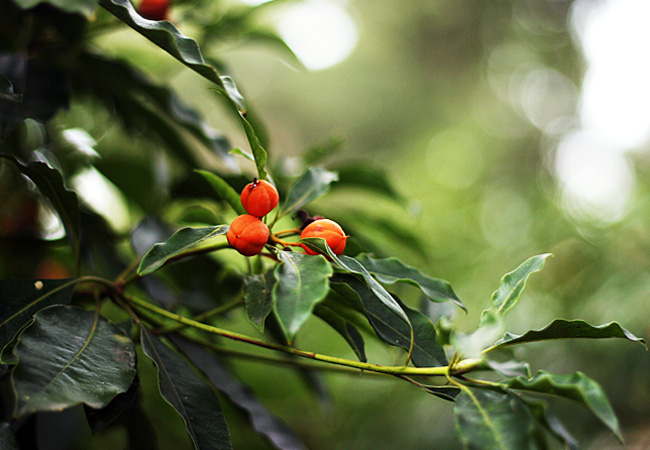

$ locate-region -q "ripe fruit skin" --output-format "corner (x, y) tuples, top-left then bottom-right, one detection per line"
(240, 179), (279, 218)
(300, 219), (348, 255)
(227, 215), (270, 256)
(138, 0), (170, 21)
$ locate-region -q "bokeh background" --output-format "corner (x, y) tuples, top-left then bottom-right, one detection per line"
(4, 0), (650, 448)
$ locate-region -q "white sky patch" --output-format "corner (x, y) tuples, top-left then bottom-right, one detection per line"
(71, 166), (131, 232)
(553, 0), (650, 224)
(277, 1), (358, 71)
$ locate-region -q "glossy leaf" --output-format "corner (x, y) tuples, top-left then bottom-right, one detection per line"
(333, 277), (446, 367)
(16, 0), (98, 16)
(0, 154), (80, 246)
(355, 254), (465, 310)
(195, 170), (246, 216)
(272, 251), (333, 342)
(171, 336), (308, 450)
(220, 76), (246, 115)
(482, 254), (551, 324)
(0, 278), (76, 350)
(301, 238), (411, 326)
(138, 225), (228, 276)
(11, 305), (136, 417)
(244, 272), (275, 333)
(281, 167), (339, 215)
(454, 388), (543, 450)
(314, 303), (367, 362)
(140, 328), (232, 450)
(490, 319), (647, 350)
(504, 370), (622, 441)
(85, 376), (140, 435)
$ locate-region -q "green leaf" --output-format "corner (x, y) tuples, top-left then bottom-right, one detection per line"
(504, 370), (621, 441)
(454, 388), (543, 450)
(482, 254), (551, 323)
(11, 305), (136, 417)
(0, 278), (76, 350)
(281, 167), (339, 215)
(137, 225), (228, 276)
(195, 170), (246, 216)
(334, 165), (404, 203)
(522, 398), (580, 450)
(237, 112), (269, 181)
(0, 418), (18, 450)
(140, 328), (232, 450)
(219, 76), (246, 115)
(0, 154), (80, 247)
(314, 303), (367, 362)
(301, 238), (411, 326)
(170, 336), (309, 450)
(421, 385), (461, 402)
(243, 272), (274, 333)
(490, 319), (647, 350)
(15, 0), (98, 17)
(272, 251), (333, 342)
(355, 254), (465, 311)
(85, 376), (139, 435)
(332, 276), (445, 367)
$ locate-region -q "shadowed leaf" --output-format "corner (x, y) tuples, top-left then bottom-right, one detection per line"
(314, 303), (367, 362)
(244, 272), (275, 333)
(282, 167), (339, 215)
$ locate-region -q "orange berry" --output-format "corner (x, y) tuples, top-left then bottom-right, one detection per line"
(227, 215), (270, 256)
(138, 0), (170, 21)
(240, 179), (279, 218)
(300, 219), (348, 255)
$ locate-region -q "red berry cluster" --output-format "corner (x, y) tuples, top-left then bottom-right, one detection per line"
(226, 178), (348, 257)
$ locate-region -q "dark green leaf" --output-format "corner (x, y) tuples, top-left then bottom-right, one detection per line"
(0, 154), (80, 246)
(11, 305), (136, 417)
(314, 303), (367, 362)
(0, 417), (18, 449)
(16, 0), (98, 16)
(195, 170), (246, 216)
(236, 111), (269, 181)
(137, 225), (228, 276)
(244, 272), (274, 333)
(420, 385), (460, 402)
(140, 328), (232, 450)
(481, 254), (551, 324)
(0, 278), (76, 350)
(355, 254), (465, 310)
(490, 319), (647, 350)
(301, 238), (411, 326)
(272, 251), (333, 343)
(85, 376), (139, 435)
(333, 277), (445, 367)
(170, 336), (308, 450)
(281, 167), (339, 215)
(522, 398), (581, 450)
(334, 165), (404, 203)
(504, 370), (622, 441)
(220, 76), (246, 114)
(454, 388), (543, 450)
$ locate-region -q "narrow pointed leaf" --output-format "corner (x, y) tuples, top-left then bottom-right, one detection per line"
(0, 154), (80, 246)
(238, 112), (269, 180)
(272, 251), (333, 342)
(454, 388), (543, 450)
(244, 272), (275, 333)
(138, 225), (228, 276)
(491, 319), (647, 350)
(355, 254), (465, 310)
(140, 328), (232, 450)
(195, 170), (246, 216)
(171, 336), (308, 450)
(11, 305), (136, 417)
(504, 370), (622, 441)
(0, 278), (76, 350)
(314, 304), (367, 362)
(420, 385), (460, 402)
(333, 277), (445, 367)
(282, 167), (339, 215)
(220, 76), (246, 114)
(482, 254), (551, 323)
(301, 238), (411, 326)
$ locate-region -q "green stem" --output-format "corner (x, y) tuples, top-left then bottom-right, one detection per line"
(123, 292), (485, 377)
(154, 297), (244, 335)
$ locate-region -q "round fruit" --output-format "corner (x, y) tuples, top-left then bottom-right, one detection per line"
(240, 179), (279, 218)
(227, 214), (270, 256)
(138, 0), (170, 21)
(300, 219), (348, 255)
